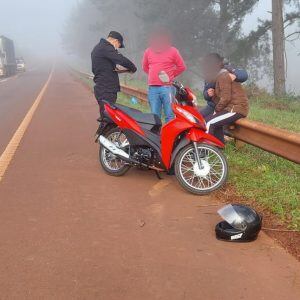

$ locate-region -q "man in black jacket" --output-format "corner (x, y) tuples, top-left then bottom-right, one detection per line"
(91, 31), (137, 116)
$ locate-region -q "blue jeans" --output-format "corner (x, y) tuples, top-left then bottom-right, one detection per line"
(148, 86), (174, 123)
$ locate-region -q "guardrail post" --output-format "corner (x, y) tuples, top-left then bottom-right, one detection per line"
(229, 125), (245, 149)
(235, 139), (246, 149)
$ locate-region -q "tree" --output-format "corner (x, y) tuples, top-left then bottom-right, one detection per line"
(272, 0), (286, 96)
(136, 0), (260, 79)
(62, 0), (299, 91)
(231, 0), (300, 94)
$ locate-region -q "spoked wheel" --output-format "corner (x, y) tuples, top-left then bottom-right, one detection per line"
(99, 127), (131, 176)
(174, 143), (228, 195)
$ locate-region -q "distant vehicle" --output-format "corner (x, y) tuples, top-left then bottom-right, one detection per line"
(16, 57), (26, 72)
(0, 35), (17, 77)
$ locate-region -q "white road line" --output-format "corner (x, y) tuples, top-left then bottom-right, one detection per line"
(0, 68), (54, 182)
(0, 74), (19, 84)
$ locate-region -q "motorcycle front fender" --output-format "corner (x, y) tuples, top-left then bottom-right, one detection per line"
(170, 137), (190, 168)
(169, 128), (224, 167)
(186, 128), (225, 148)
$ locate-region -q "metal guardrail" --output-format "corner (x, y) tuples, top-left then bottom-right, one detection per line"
(120, 85), (148, 102)
(76, 70), (300, 164)
(75, 69), (94, 79)
(227, 119), (300, 163)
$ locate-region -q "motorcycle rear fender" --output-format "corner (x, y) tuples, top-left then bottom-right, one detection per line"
(104, 103), (145, 136)
(187, 128), (225, 148)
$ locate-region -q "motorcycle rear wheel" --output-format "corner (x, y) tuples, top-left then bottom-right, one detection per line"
(99, 128), (131, 176)
(174, 143), (228, 195)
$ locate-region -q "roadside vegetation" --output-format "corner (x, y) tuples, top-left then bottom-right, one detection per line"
(73, 70), (300, 230)
(225, 143), (299, 230)
(247, 92), (300, 132)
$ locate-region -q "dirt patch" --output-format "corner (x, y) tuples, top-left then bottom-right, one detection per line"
(215, 184), (300, 261)
(261, 101), (289, 111)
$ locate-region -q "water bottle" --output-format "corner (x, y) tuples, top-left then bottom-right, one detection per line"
(131, 97), (138, 105)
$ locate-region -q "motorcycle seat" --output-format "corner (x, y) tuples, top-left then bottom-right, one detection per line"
(115, 104), (162, 126)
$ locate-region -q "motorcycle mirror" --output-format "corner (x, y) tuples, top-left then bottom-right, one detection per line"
(159, 71), (170, 83)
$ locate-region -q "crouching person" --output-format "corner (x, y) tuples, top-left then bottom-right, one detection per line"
(203, 53), (249, 143)
(201, 60), (248, 118)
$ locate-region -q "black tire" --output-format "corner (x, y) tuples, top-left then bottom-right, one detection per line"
(99, 127), (130, 176)
(174, 143), (228, 195)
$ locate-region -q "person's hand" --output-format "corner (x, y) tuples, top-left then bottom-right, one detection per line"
(158, 70), (170, 83)
(229, 73), (236, 81)
(207, 88), (215, 97)
(114, 69), (130, 74)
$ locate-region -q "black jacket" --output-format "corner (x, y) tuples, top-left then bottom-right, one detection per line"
(91, 39), (137, 98)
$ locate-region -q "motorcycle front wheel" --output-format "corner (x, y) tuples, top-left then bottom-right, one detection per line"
(99, 127), (131, 176)
(174, 143), (228, 195)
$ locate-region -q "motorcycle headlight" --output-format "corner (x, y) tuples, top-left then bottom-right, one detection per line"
(176, 107), (197, 124)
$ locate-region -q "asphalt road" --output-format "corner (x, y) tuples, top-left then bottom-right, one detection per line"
(0, 66), (299, 299)
(0, 66), (51, 155)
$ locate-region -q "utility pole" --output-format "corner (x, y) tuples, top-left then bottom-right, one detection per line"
(272, 0), (286, 97)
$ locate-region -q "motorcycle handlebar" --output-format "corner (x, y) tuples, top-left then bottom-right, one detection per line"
(172, 81), (187, 95)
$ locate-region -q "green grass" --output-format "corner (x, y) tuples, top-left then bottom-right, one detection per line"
(225, 143), (300, 230)
(117, 91), (149, 112)
(248, 95), (300, 132)
(72, 69), (300, 230)
(121, 77), (148, 90)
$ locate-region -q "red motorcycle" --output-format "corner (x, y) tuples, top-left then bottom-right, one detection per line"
(96, 81), (228, 195)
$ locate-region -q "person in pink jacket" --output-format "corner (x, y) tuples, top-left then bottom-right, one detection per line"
(142, 30), (186, 122)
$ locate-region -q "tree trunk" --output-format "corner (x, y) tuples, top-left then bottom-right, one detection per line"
(272, 0), (286, 97)
(219, 0), (229, 53)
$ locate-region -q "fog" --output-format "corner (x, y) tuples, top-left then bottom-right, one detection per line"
(0, 0), (299, 93)
(0, 0), (77, 58)
(243, 1), (300, 93)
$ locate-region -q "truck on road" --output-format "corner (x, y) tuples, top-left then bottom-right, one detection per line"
(0, 36), (17, 77)
(16, 57), (26, 72)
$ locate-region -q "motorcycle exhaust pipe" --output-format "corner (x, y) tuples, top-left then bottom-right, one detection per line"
(99, 135), (130, 160)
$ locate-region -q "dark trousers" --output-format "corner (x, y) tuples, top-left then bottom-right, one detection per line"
(200, 104), (215, 117)
(205, 111), (244, 143)
(94, 86), (117, 117)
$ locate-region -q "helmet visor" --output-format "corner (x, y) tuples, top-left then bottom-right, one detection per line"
(217, 204), (247, 231)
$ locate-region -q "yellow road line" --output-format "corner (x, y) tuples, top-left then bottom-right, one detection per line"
(0, 68), (53, 182)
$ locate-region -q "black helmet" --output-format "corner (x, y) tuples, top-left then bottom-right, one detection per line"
(215, 204), (262, 242)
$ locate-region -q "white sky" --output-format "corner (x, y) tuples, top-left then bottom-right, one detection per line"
(0, 0), (77, 55)
(243, 1), (300, 93)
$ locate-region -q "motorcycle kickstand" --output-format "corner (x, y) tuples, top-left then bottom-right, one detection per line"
(155, 170), (163, 180)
